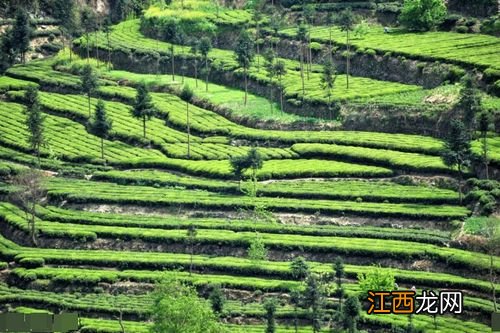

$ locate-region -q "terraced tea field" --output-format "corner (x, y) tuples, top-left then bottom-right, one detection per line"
(0, 0), (498, 332)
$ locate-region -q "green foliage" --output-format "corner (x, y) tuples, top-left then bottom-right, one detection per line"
(302, 274), (326, 333)
(458, 75), (482, 130)
(263, 297), (277, 333)
(290, 256), (309, 280)
(12, 8), (31, 63)
(247, 233), (267, 262)
(132, 82), (156, 138)
(342, 295), (361, 333)
(400, 0), (447, 31)
(234, 29), (254, 70)
(24, 86), (44, 159)
(358, 265), (396, 295)
(441, 119), (472, 178)
(150, 278), (224, 333)
(208, 283), (225, 315)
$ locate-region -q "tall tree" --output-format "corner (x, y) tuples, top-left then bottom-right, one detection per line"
(80, 6), (97, 62)
(320, 59), (337, 119)
(247, 147), (263, 195)
(303, 274), (325, 333)
(10, 169), (45, 246)
(252, 9), (263, 72)
(180, 85), (194, 159)
(24, 86), (45, 165)
(334, 257), (345, 311)
(342, 296), (361, 333)
(478, 112), (490, 179)
(80, 64), (99, 117)
(481, 218), (499, 312)
(458, 75), (482, 133)
(230, 155), (250, 192)
(235, 29), (255, 106)
(263, 48), (276, 112)
(336, 8), (359, 89)
(131, 82), (156, 139)
(441, 119), (472, 203)
(187, 224), (197, 276)
(150, 279), (225, 333)
(274, 60), (287, 113)
(269, 12), (283, 52)
(325, 12), (335, 62)
(199, 37), (212, 92)
(208, 284), (225, 315)
(12, 8), (31, 63)
(164, 19), (185, 82)
(88, 99), (112, 160)
(296, 24), (308, 99)
(0, 29), (16, 72)
(102, 17), (113, 70)
(263, 297), (277, 333)
(53, 0), (77, 61)
(400, 0), (447, 31)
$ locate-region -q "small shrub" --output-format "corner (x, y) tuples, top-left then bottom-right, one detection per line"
(364, 49), (376, 56)
(455, 25), (468, 33)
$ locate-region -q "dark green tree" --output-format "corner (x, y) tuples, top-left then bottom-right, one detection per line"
(263, 297), (277, 333)
(199, 37), (212, 92)
(478, 112), (490, 179)
(342, 295), (361, 333)
(336, 8), (359, 89)
(208, 284), (225, 315)
(187, 224), (197, 276)
(80, 6), (97, 61)
(274, 60), (287, 113)
(303, 274), (325, 333)
(88, 99), (112, 160)
(334, 256), (345, 310)
(290, 256), (309, 280)
(458, 75), (482, 133)
(269, 12), (283, 51)
(247, 147), (263, 195)
(53, 0), (77, 61)
(321, 59), (337, 118)
(0, 29), (16, 72)
(180, 84), (194, 159)
(252, 9), (263, 72)
(230, 155), (250, 191)
(400, 0), (447, 31)
(12, 8), (31, 63)
(234, 29), (255, 106)
(132, 82), (156, 139)
(441, 119), (472, 203)
(24, 86), (44, 165)
(80, 64), (99, 117)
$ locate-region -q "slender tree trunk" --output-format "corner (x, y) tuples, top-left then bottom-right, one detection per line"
(87, 94), (91, 117)
(279, 77), (284, 113)
(458, 165), (463, 204)
(293, 307), (298, 333)
(244, 67), (248, 106)
(30, 202), (37, 246)
(307, 34), (312, 80)
(118, 309), (125, 333)
(95, 30), (100, 67)
(300, 45), (305, 101)
(252, 167), (256, 195)
(101, 137), (104, 160)
(269, 76), (274, 113)
(186, 101), (191, 159)
(194, 59), (198, 88)
(143, 115), (146, 138)
(189, 242), (194, 276)
(86, 31), (90, 63)
(329, 26), (333, 63)
(171, 46), (175, 81)
(69, 39), (73, 62)
(346, 30), (350, 89)
(205, 57), (209, 92)
(107, 32), (111, 71)
(491, 254), (498, 312)
(483, 134), (489, 179)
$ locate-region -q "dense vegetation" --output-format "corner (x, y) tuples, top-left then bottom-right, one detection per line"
(0, 0), (498, 332)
